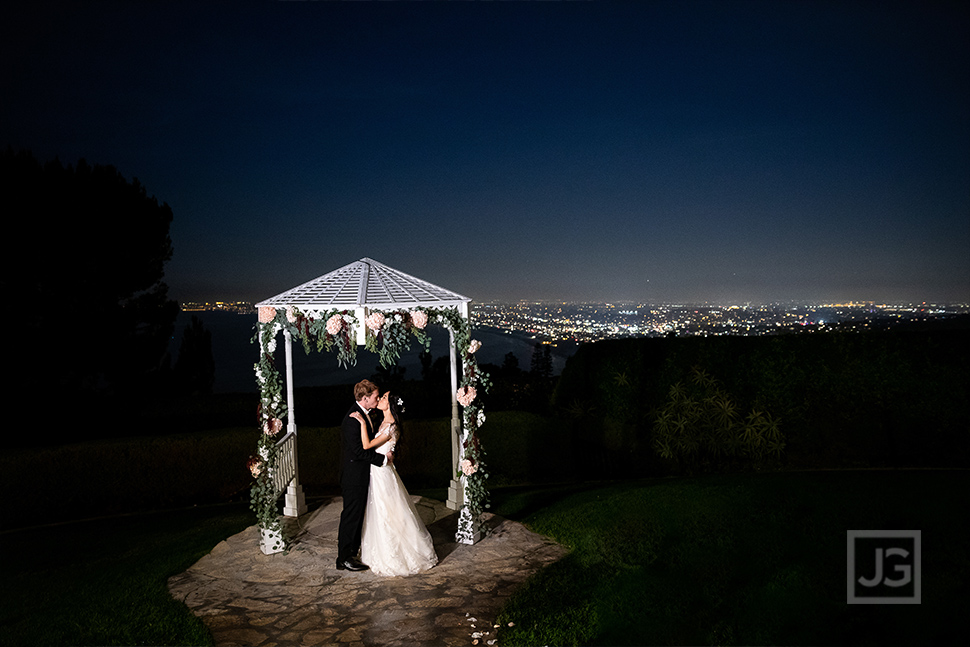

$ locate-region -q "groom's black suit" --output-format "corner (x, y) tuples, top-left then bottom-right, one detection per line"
(337, 403), (386, 565)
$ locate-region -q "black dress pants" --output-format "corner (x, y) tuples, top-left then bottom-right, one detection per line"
(337, 484), (368, 560)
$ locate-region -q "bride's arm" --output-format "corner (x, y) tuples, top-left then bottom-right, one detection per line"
(350, 412), (392, 449)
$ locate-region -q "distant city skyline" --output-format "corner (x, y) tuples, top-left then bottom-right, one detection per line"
(5, 2), (968, 305)
(176, 300), (968, 378)
(180, 297), (969, 312)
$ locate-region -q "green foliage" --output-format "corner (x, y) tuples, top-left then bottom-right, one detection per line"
(653, 367), (785, 473)
(364, 311), (427, 368)
(248, 460), (283, 540)
(459, 405), (491, 516)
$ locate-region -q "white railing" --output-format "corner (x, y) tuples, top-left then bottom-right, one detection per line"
(272, 430), (297, 496)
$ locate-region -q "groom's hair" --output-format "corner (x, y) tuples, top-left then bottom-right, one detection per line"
(354, 379), (378, 401)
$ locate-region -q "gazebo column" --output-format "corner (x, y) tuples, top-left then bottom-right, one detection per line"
(446, 326), (463, 511)
(354, 306), (368, 345)
(446, 302), (472, 513)
(282, 329), (307, 517)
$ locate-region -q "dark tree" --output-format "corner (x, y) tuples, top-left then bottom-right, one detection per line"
(371, 363), (406, 391)
(2, 148), (178, 408)
(530, 343), (553, 379)
(173, 316), (215, 396)
(430, 355), (451, 386)
(418, 350), (433, 382)
(500, 351), (521, 378)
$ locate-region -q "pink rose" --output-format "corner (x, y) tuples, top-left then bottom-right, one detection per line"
(456, 385), (477, 407)
(263, 417), (283, 436)
(468, 339), (482, 354)
(326, 314), (343, 335)
(247, 455), (263, 478)
(258, 307), (277, 324)
(460, 458), (477, 476)
(366, 312), (385, 331)
(410, 310), (428, 329)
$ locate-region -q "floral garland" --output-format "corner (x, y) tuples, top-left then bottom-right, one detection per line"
(249, 310), (285, 544)
(250, 305), (359, 549)
(250, 304), (491, 549)
(453, 337), (491, 544)
(363, 309), (430, 368)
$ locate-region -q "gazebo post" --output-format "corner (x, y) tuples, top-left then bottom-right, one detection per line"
(355, 306), (367, 345)
(446, 326), (463, 510)
(282, 329), (307, 517)
(446, 301), (471, 513)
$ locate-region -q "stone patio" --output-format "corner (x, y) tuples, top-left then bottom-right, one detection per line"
(168, 496), (567, 646)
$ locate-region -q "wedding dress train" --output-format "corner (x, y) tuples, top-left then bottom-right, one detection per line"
(360, 423), (438, 576)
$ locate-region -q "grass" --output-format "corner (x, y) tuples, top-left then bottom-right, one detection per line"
(491, 470), (969, 646)
(2, 471), (966, 646)
(1, 429), (258, 527)
(0, 503), (252, 647)
(0, 412), (542, 529)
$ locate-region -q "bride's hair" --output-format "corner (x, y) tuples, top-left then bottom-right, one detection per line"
(385, 392), (405, 433)
(384, 392), (405, 459)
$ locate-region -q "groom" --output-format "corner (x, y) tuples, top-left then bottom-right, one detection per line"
(336, 379), (392, 571)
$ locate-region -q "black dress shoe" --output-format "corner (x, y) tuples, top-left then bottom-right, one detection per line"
(336, 557), (369, 571)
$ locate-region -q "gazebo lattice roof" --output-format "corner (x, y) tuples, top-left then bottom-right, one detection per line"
(255, 257), (470, 311)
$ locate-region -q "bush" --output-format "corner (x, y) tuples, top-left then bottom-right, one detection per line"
(552, 330), (970, 473)
(653, 368), (785, 474)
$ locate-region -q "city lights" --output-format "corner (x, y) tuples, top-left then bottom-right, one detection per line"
(181, 300), (968, 344)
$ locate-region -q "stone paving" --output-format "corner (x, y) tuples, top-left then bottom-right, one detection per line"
(168, 496), (568, 646)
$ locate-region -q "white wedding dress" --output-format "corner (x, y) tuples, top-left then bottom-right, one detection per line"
(360, 422), (438, 576)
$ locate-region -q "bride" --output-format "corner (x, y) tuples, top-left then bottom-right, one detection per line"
(350, 392), (438, 576)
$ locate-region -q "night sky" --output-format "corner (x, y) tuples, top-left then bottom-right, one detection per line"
(4, 1), (968, 305)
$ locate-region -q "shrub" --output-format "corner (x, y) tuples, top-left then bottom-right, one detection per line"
(653, 368), (785, 474)
(552, 330), (970, 472)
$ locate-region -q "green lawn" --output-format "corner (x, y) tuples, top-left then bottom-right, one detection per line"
(1, 471), (966, 646)
(492, 470), (968, 646)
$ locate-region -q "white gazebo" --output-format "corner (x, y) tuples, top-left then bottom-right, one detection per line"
(252, 258), (481, 549)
